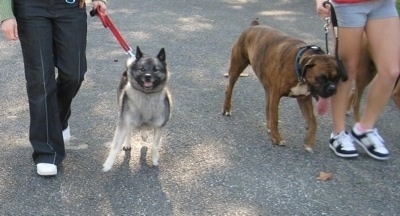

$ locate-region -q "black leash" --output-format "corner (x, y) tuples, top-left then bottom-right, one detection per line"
(322, 1), (348, 81)
(323, 17), (331, 55)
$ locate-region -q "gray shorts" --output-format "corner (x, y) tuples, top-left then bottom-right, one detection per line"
(331, 0), (399, 27)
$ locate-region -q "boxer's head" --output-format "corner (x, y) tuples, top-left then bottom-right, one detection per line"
(301, 54), (341, 98)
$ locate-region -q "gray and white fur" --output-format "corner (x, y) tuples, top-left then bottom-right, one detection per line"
(103, 46), (171, 172)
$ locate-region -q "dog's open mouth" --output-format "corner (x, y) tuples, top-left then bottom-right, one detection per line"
(143, 82), (153, 88)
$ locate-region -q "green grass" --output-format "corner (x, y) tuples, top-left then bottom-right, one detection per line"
(397, 0), (400, 14)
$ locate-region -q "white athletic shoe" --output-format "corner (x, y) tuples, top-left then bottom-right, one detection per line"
(37, 163), (57, 176)
(62, 126), (71, 145)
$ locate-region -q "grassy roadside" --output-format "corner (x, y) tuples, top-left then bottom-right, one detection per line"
(397, 0), (400, 13)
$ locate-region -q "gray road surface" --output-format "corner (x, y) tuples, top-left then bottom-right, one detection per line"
(1, 0), (399, 215)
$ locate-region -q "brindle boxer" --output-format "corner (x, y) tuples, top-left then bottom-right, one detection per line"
(222, 19), (345, 152)
(348, 39), (400, 121)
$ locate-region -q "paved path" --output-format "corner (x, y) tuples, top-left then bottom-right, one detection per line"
(1, 0), (399, 215)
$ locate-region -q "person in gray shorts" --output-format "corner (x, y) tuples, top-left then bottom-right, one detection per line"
(315, 0), (399, 160)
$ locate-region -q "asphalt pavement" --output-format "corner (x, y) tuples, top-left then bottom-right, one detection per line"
(1, 0), (400, 215)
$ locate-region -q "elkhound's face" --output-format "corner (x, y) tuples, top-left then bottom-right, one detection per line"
(127, 46), (168, 93)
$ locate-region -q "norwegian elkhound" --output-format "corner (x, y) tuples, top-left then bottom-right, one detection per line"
(102, 46), (171, 172)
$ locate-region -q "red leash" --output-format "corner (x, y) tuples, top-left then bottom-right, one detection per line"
(90, 8), (135, 59)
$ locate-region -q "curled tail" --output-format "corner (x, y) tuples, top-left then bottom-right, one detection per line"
(250, 17), (259, 26)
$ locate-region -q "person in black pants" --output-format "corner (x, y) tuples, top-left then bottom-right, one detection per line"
(0, 0), (107, 176)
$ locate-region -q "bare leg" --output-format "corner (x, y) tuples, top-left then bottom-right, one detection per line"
(391, 82), (400, 110)
(360, 17), (400, 128)
(331, 27), (364, 133)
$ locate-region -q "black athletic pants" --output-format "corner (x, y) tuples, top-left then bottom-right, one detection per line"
(14, 0), (87, 165)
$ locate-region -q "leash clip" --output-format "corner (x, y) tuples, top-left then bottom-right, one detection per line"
(65, 0), (76, 4)
(323, 17), (330, 34)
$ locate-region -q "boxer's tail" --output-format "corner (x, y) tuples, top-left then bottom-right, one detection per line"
(250, 18), (259, 26)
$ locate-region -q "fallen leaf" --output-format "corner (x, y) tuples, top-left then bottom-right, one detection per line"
(316, 172), (333, 181)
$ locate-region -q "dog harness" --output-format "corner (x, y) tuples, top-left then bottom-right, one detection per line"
(294, 45), (325, 83)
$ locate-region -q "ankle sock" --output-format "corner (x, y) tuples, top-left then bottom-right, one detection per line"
(354, 123), (367, 135)
(332, 131), (344, 137)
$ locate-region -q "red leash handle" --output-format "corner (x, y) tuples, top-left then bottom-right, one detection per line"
(90, 7), (135, 58)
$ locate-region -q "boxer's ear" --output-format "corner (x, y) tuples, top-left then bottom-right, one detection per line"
(300, 56), (315, 78)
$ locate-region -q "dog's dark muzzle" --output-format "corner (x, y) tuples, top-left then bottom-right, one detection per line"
(320, 83), (337, 98)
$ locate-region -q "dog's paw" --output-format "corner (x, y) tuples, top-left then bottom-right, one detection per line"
(278, 140), (286, 146)
(152, 160), (159, 167)
(271, 137), (286, 146)
(304, 145), (314, 153)
(122, 146), (131, 151)
(222, 110), (231, 116)
(222, 112), (231, 116)
(151, 149), (159, 167)
(102, 163), (112, 172)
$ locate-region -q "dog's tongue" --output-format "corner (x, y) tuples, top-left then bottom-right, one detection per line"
(315, 97), (330, 116)
(144, 82), (153, 88)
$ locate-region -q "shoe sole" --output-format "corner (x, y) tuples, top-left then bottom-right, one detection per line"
(37, 164), (58, 176)
(352, 138), (389, 160)
(37, 170), (57, 176)
(329, 144), (359, 158)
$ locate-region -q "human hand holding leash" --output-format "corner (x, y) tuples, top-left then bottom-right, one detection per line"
(90, 3), (135, 58)
(92, 0), (107, 14)
(1, 19), (18, 41)
(315, 0), (331, 19)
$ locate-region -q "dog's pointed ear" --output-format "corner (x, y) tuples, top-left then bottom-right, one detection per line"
(136, 46), (144, 59)
(157, 48), (166, 62)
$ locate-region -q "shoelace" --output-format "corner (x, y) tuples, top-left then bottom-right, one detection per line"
(366, 129), (385, 148)
(338, 132), (354, 148)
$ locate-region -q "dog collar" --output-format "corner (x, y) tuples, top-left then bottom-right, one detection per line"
(295, 45), (325, 83)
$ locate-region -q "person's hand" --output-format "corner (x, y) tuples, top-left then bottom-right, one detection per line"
(93, 0), (107, 13)
(1, 19), (18, 41)
(315, 0), (331, 19)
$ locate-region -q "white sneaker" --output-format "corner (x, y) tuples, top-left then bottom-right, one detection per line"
(329, 131), (358, 158)
(62, 126), (71, 145)
(37, 163), (57, 176)
(351, 127), (390, 160)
